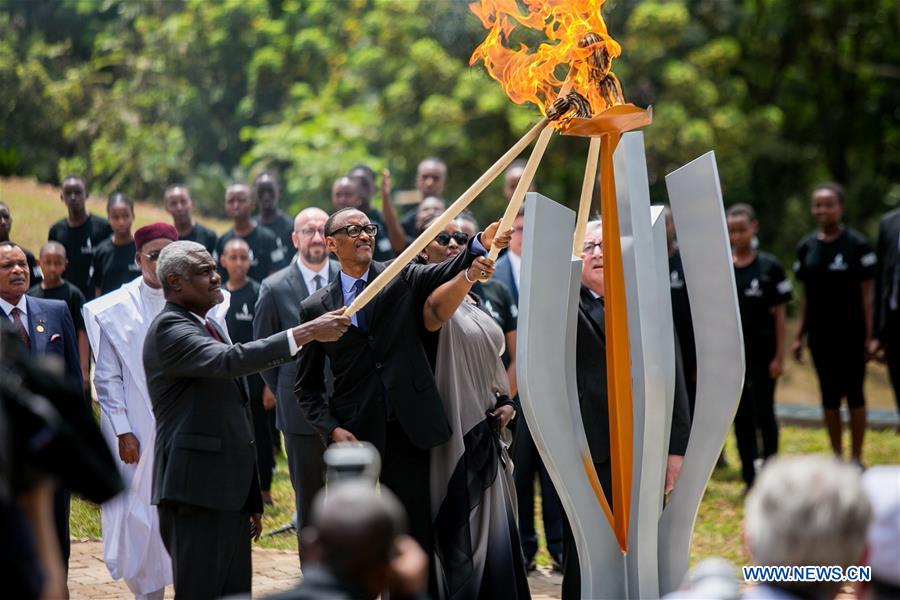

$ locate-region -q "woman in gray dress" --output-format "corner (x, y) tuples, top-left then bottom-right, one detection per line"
(420, 218), (530, 600)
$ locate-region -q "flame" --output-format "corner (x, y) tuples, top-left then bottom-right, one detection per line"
(469, 0), (623, 118)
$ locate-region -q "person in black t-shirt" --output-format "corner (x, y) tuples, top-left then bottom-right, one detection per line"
(0, 201), (43, 287)
(792, 183), (877, 465)
(254, 172), (292, 270)
(164, 184), (218, 254)
(349, 165), (408, 257)
(727, 204), (792, 488)
(331, 175), (396, 262)
(220, 238), (275, 504)
(27, 241), (90, 391)
(48, 175), (113, 300)
(665, 207), (697, 418)
(91, 194), (141, 296)
(215, 183), (280, 285)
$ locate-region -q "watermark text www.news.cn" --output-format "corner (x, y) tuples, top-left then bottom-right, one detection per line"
(743, 565), (871, 583)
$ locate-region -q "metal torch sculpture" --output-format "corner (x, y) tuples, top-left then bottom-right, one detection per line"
(343, 2), (744, 596)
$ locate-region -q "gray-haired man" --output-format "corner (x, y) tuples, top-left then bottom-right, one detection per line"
(143, 241), (350, 598)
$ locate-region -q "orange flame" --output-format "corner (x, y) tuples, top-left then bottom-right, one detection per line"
(469, 0), (623, 117)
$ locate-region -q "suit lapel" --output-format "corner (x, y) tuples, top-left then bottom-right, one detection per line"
(25, 297), (48, 356)
(365, 262), (386, 326)
(322, 276), (344, 313)
(580, 287), (606, 336)
(285, 264), (309, 301)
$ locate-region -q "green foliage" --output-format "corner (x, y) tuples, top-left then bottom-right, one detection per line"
(0, 0), (897, 260)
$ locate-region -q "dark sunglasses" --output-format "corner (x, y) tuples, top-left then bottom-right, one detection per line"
(328, 224), (378, 238)
(434, 231), (469, 246)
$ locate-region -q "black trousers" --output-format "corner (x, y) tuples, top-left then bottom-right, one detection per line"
(283, 433), (325, 539)
(884, 311), (900, 415)
(734, 361), (779, 487)
(381, 420), (433, 556)
(158, 502), (251, 600)
(512, 414), (564, 562)
(54, 486), (70, 570)
(249, 395), (275, 492)
(561, 460), (612, 600)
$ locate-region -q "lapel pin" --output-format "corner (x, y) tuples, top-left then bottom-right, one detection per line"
(36, 325), (45, 333)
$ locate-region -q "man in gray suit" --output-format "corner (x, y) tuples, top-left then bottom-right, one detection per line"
(255, 207), (339, 543)
(143, 241), (349, 599)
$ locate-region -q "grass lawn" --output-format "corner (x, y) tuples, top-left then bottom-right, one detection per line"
(71, 424), (900, 562)
(0, 177), (230, 254)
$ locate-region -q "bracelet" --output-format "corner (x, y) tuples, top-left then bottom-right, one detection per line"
(464, 269), (477, 284)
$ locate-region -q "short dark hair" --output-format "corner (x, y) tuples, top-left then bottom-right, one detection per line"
(164, 183), (189, 195)
(62, 174), (86, 187)
(457, 210), (479, 230)
(325, 207), (365, 236)
(0, 241), (20, 251)
(349, 164), (376, 181)
(107, 192), (134, 215)
(726, 203), (757, 221)
(813, 182), (846, 204)
(253, 170), (279, 187)
(418, 157), (447, 172)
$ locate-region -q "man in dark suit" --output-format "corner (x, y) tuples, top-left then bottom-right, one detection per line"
(562, 222), (690, 600)
(870, 207), (900, 421)
(495, 207), (565, 569)
(294, 207), (507, 558)
(255, 207), (340, 543)
(143, 240), (349, 599)
(0, 240), (83, 577)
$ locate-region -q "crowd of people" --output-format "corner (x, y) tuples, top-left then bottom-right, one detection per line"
(0, 158), (898, 600)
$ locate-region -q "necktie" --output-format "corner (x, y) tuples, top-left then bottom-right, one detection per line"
(10, 307), (30, 351)
(313, 274), (324, 291)
(353, 279), (370, 332)
(205, 320), (223, 342)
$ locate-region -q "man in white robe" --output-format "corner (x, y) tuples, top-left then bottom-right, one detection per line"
(84, 223), (232, 599)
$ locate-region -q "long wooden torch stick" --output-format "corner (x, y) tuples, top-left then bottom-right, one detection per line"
(485, 123), (555, 261)
(572, 136), (602, 255)
(343, 117), (549, 318)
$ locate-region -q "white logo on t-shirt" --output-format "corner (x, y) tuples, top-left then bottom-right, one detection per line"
(828, 253), (848, 271)
(236, 302), (254, 321)
(670, 270), (685, 289)
(744, 278), (763, 297)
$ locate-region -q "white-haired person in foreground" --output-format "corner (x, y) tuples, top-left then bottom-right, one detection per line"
(859, 466), (900, 600)
(743, 455), (872, 600)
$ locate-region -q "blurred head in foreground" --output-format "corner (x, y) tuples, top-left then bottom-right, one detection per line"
(744, 455), (871, 600)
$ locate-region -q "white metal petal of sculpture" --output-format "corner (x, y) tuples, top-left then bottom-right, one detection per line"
(518, 193), (626, 599)
(658, 152), (745, 594)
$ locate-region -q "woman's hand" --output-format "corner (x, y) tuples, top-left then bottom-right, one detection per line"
(467, 257), (496, 283)
(490, 404), (515, 429)
(480, 221), (514, 251)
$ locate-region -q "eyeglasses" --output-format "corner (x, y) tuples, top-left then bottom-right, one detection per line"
(142, 251), (162, 262)
(327, 224), (378, 238)
(299, 226), (325, 237)
(582, 242), (603, 255)
(434, 231), (469, 246)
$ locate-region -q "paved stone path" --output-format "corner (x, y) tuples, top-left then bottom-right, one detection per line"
(69, 541), (563, 599)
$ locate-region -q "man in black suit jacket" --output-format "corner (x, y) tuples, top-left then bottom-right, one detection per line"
(143, 240), (349, 599)
(255, 207), (340, 541)
(0, 241), (84, 579)
(294, 207), (507, 557)
(870, 207), (900, 419)
(562, 223), (691, 600)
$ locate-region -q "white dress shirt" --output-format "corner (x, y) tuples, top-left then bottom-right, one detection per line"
(0, 294), (29, 331)
(507, 250), (522, 292)
(296, 258), (331, 294)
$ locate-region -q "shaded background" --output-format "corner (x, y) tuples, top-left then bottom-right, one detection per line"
(1, 0), (898, 263)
